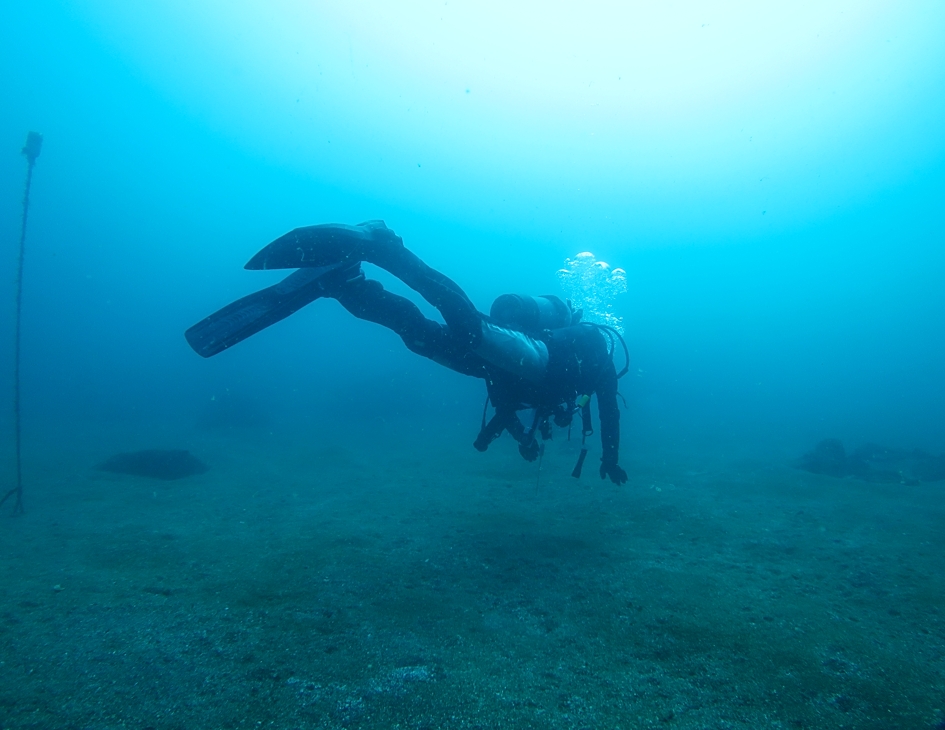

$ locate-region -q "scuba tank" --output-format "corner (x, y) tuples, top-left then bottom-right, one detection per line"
(489, 294), (576, 334)
(473, 293), (575, 383)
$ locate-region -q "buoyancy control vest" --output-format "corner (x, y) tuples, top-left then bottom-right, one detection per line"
(473, 320), (629, 471)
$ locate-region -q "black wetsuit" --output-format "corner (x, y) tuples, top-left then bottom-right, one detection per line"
(327, 248), (624, 482)
(187, 221), (626, 483)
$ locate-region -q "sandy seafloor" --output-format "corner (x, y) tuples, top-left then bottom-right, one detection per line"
(1, 420), (943, 730)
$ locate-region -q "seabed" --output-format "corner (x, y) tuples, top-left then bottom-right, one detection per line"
(1, 423), (942, 729)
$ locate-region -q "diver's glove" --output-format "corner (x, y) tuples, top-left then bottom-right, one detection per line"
(600, 460), (628, 485)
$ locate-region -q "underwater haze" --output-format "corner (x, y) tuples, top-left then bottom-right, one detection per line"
(2, 2), (945, 728)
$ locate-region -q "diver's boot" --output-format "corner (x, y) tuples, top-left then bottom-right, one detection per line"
(185, 261), (364, 358)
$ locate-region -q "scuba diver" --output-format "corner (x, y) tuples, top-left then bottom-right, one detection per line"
(185, 221), (629, 484)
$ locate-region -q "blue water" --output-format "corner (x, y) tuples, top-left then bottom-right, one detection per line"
(2, 3), (945, 728)
(3, 3), (944, 453)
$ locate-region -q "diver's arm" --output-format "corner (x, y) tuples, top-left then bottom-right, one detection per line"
(596, 360), (627, 484)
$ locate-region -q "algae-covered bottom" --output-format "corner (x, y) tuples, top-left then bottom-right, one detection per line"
(0, 429), (942, 729)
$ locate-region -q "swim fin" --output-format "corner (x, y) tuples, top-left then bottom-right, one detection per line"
(245, 220), (400, 270)
(184, 263), (361, 358)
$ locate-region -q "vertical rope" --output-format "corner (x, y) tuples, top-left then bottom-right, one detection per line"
(10, 161), (34, 515)
(3, 132), (42, 515)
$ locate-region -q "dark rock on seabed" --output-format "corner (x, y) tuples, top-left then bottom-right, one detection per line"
(798, 439), (945, 485)
(95, 449), (209, 481)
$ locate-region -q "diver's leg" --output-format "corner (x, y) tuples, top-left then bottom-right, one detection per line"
(330, 247), (548, 382)
(334, 277), (548, 382)
(246, 222), (549, 382)
(332, 277), (485, 378)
